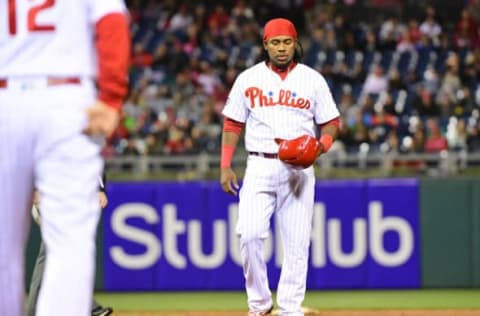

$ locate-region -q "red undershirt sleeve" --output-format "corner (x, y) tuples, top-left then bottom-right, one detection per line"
(223, 117), (245, 135)
(318, 116), (340, 129)
(95, 13), (131, 110)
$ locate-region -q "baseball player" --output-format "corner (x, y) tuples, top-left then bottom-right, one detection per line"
(26, 173), (113, 316)
(220, 18), (340, 316)
(0, 1), (130, 316)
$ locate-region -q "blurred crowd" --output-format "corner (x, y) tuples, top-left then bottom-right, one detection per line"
(105, 0), (480, 158)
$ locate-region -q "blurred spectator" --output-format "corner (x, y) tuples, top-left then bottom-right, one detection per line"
(168, 3), (194, 32)
(379, 91), (398, 116)
(339, 90), (359, 127)
(195, 60), (221, 96)
(467, 0), (480, 22)
(422, 65), (440, 94)
(384, 130), (400, 153)
(461, 52), (479, 85)
(207, 4), (230, 35)
(131, 43), (153, 68)
(437, 53), (463, 118)
(127, 0), (144, 24)
(192, 3), (208, 31)
(362, 65), (389, 95)
(164, 125), (188, 154)
(231, 0), (255, 21)
(411, 125), (426, 153)
(424, 118), (449, 153)
(369, 108), (398, 149)
(453, 9), (479, 50)
(121, 137), (142, 156)
(396, 28), (416, 53)
(351, 111), (371, 146)
(388, 68), (408, 91)
(467, 123), (480, 151)
(333, 14), (354, 50)
(190, 102), (222, 153)
(145, 133), (165, 155)
(446, 117), (468, 151)
(323, 28), (338, 51)
(304, 28), (325, 67)
(361, 29), (379, 52)
(379, 15), (404, 51)
(407, 18), (421, 44)
(413, 86), (441, 118)
(419, 6), (442, 47)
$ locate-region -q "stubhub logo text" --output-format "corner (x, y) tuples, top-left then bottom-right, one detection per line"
(109, 201), (415, 270)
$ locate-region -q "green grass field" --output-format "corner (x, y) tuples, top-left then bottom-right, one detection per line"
(93, 289), (480, 311)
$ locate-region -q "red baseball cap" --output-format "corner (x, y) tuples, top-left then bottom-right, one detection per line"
(263, 18), (297, 41)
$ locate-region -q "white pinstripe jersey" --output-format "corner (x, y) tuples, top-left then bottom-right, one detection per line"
(0, 0), (126, 77)
(222, 61), (340, 153)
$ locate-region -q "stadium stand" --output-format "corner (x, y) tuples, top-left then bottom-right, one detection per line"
(110, 0), (479, 176)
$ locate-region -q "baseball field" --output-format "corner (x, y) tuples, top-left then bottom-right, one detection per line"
(94, 289), (480, 316)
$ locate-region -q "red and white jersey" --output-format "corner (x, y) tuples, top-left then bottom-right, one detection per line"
(222, 62), (340, 153)
(0, 0), (126, 77)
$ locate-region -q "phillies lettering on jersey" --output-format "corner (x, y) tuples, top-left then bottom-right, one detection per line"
(245, 87), (311, 109)
(222, 62), (340, 154)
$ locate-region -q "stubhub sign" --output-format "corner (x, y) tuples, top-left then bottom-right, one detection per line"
(103, 179), (420, 290)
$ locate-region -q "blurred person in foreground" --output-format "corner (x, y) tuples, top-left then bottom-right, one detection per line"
(0, 1), (130, 315)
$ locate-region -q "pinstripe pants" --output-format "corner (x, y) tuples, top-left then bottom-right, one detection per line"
(236, 155), (315, 316)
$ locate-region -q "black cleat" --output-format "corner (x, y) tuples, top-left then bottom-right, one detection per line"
(91, 306), (113, 316)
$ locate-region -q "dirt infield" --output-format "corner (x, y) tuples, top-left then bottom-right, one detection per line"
(115, 309), (480, 316)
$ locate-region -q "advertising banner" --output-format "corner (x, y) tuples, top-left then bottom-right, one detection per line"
(103, 179), (420, 290)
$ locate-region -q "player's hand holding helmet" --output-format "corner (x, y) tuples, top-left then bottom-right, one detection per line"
(276, 135), (322, 168)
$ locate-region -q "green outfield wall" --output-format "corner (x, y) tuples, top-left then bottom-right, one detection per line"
(420, 179), (480, 288)
(24, 178), (480, 290)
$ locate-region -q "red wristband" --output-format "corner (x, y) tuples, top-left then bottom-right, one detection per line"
(221, 145), (235, 168)
(319, 134), (333, 153)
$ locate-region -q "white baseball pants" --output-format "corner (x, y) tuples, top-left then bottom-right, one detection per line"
(0, 77), (102, 316)
(237, 155), (315, 316)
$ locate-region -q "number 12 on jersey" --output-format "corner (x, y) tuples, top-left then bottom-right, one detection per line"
(8, 0), (56, 35)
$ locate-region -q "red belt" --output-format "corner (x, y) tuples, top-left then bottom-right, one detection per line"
(249, 151), (278, 159)
(0, 77), (81, 89)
